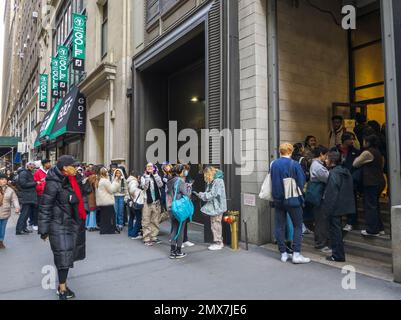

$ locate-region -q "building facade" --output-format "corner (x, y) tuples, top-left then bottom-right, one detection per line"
(1, 0), (42, 164)
(1, 0), (401, 282)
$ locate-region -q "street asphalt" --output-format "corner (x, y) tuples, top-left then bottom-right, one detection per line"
(0, 212), (400, 300)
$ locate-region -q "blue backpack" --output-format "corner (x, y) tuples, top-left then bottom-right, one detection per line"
(171, 180), (194, 241)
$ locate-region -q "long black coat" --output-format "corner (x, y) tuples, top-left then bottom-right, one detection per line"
(38, 167), (86, 270)
(17, 169), (38, 205)
(321, 166), (356, 217)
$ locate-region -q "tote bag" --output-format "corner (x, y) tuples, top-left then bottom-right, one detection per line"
(259, 162), (274, 201)
(283, 161), (304, 208)
(171, 180), (194, 241)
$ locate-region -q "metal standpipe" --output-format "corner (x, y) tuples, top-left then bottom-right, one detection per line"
(223, 210), (240, 251)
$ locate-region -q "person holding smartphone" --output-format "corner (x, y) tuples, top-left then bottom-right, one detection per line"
(141, 163), (163, 246)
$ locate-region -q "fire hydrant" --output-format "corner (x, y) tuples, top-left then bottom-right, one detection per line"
(223, 211), (240, 251)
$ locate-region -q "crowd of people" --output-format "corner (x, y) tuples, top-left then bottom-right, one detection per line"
(0, 156), (227, 299)
(0, 112), (388, 298)
(268, 113), (388, 264)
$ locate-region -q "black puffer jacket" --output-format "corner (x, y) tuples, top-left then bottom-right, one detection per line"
(38, 167), (86, 270)
(321, 166), (356, 217)
(17, 169), (38, 205)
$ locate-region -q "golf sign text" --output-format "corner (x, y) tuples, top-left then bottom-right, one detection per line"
(58, 45), (69, 91)
(39, 74), (48, 110)
(72, 13), (87, 71)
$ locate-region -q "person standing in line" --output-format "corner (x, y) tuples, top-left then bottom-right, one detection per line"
(331, 133), (360, 232)
(322, 151), (356, 262)
(166, 164), (192, 259)
(127, 172), (144, 240)
(303, 136), (317, 167)
(193, 166), (227, 251)
(353, 135), (386, 237)
(33, 159), (52, 231)
(15, 162), (38, 235)
(113, 168), (127, 232)
(5, 169), (14, 183)
(309, 145), (330, 253)
(269, 143), (310, 264)
(181, 164), (195, 248)
(83, 172), (98, 232)
(0, 174), (20, 249)
(354, 113), (369, 148)
(141, 163), (163, 246)
(38, 155), (87, 300)
(96, 168), (122, 235)
(329, 115), (347, 148)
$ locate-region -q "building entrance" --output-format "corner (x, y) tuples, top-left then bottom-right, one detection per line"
(275, 0), (392, 267)
(134, 30), (206, 224)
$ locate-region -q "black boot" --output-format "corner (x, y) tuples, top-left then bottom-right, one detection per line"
(169, 245), (177, 259)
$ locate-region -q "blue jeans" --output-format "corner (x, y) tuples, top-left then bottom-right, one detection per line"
(85, 210), (97, 229)
(128, 207), (142, 237)
(275, 204), (303, 253)
(0, 219), (8, 241)
(114, 196), (125, 228)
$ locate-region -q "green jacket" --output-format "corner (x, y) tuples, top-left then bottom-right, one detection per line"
(199, 171), (227, 216)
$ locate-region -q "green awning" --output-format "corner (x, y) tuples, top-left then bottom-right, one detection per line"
(34, 99), (63, 148)
(0, 137), (21, 148)
(49, 87), (86, 141)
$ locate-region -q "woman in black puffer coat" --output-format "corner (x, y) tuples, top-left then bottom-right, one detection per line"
(38, 155), (87, 300)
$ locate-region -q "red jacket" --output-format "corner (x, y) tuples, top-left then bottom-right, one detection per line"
(34, 168), (48, 196)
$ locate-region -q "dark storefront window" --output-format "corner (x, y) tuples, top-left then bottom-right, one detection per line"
(101, 1), (108, 58)
(350, 6), (385, 123)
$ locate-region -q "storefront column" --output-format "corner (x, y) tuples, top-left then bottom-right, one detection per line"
(381, 0), (401, 283)
(104, 77), (115, 166)
(238, 0), (271, 245)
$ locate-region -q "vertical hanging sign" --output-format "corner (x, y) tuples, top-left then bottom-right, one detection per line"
(58, 45), (69, 92)
(39, 74), (48, 110)
(72, 13), (86, 71)
(51, 57), (60, 98)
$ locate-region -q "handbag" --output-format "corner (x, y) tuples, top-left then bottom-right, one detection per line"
(128, 191), (144, 210)
(171, 180), (194, 240)
(283, 161), (304, 208)
(259, 161), (274, 201)
(305, 181), (325, 207)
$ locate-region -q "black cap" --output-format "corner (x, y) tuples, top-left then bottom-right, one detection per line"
(56, 155), (79, 170)
(0, 173), (7, 180)
(42, 159), (51, 166)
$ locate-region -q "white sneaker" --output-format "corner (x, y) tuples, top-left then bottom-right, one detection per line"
(361, 230), (380, 237)
(32, 226), (38, 231)
(208, 244), (224, 251)
(292, 253), (311, 264)
(379, 230), (386, 236)
(183, 241), (195, 247)
(343, 224), (353, 232)
(131, 235), (143, 240)
(302, 223), (313, 235)
(320, 246), (332, 254)
(281, 252), (289, 263)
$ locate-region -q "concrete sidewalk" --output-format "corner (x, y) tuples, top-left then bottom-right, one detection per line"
(0, 213), (400, 300)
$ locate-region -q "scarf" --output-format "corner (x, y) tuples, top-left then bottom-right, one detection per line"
(68, 176), (86, 220)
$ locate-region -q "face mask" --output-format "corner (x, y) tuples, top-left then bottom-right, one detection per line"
(184, 171), (189, 177)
